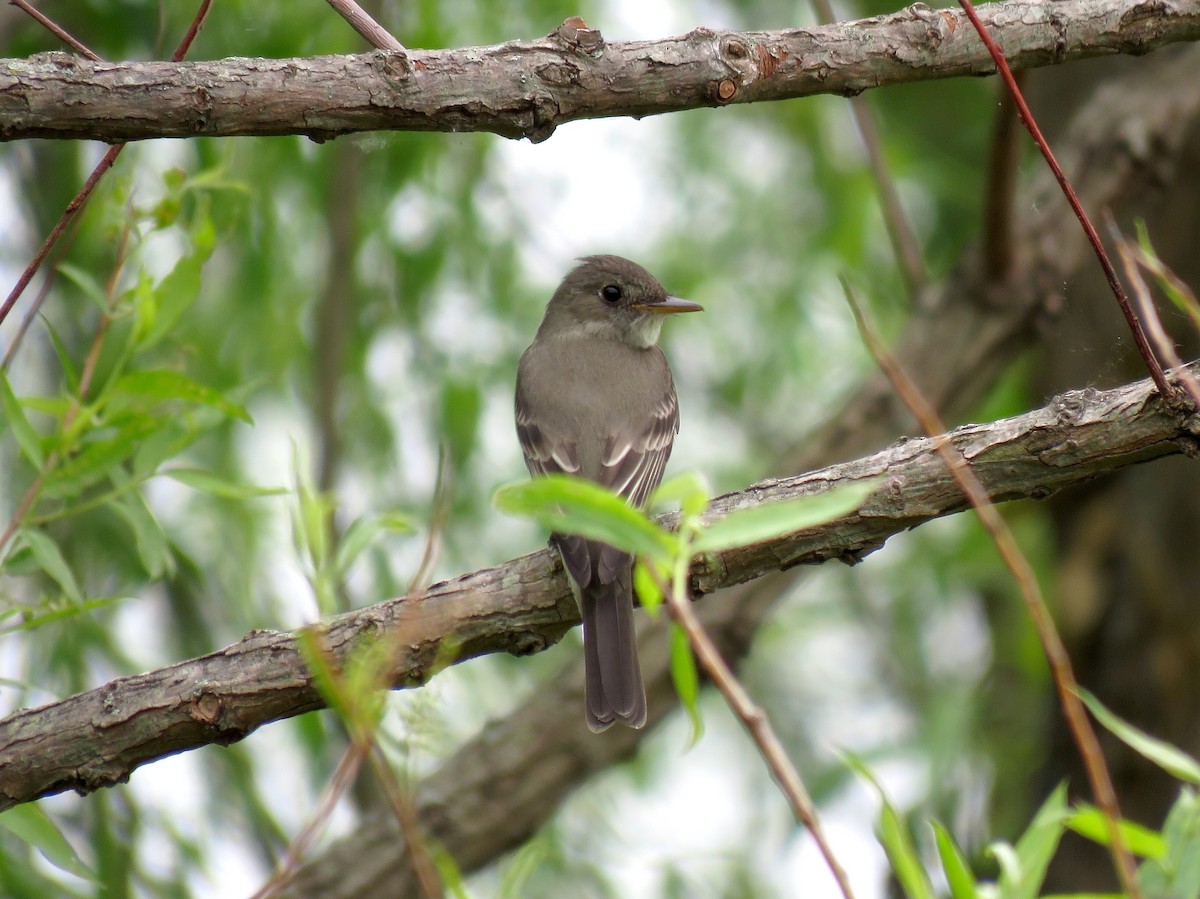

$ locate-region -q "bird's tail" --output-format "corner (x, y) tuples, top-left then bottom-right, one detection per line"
(580, 570), (647, 732)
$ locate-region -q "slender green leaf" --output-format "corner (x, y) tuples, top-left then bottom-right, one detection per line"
(164, 468), (287, 500)
(110, 492), (174, 579)
(43, 317), (80, 393)
(0, 368), (45, 468)
(843, 752), (934, 899)
(0, 804), (95, 881)
(113, 370), (251, 423)
(931, 820), (978, 899)
(19, 528), (82, 602)
(669, 623), (702, 745)
(56, 261), (110, 312)
(494, 476), (673, 562)
(1066, 803), (1166, 859)
(1079, 688), (1200, 786)
(0, 596), (128, 635)
(995, 783), (1068, 899)
(692, 479), (878, 554)
(140, 246), (210, 349)
(333, 513), (414, 579)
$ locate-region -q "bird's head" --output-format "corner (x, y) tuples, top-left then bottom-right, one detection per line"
(537, 255), (702, 348)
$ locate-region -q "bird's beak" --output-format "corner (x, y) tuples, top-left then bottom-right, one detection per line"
(632, 295), (704, 315)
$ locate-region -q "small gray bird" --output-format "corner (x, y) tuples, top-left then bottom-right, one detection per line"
(515, 256), (702, 731)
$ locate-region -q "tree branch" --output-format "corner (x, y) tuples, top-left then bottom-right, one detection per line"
(1, 0), (1197, 143)
(0, 364), (1196, 812)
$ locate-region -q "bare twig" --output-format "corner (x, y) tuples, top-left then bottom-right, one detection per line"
(982, 73), (1026, 282)
(842, 280), (1142, 899)
(1, 0), (212, 338)
(324, 0), (406, 52)
(0, 145), (122, 333)
(661, 581), (856, 899)
(365, 746), (442, 899)
(1107, 217), (1200, 409)
(252, 743), (371, 899)
(956, 0), (1173, 401)
(7, 0), (101, 60)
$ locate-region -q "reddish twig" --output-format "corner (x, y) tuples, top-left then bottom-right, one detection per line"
(7, 0), (101, 60)
(843, 280), (1142, 899)
(956, 0), (1173, 401)
(0, 145), (123, 332)
(2, 0), (213, 339)
(171, 0), (213, 61)
(660, 577), (856, 899)
(324, 0), (406, 52)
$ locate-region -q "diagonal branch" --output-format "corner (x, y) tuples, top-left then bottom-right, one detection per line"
(0, 363), (1196, 812)
(1, 0), (1198, 143)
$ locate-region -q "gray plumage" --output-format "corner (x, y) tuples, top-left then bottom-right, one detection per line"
(515, 255), (701, 731)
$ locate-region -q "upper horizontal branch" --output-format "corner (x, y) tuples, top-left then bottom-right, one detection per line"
(0, 363), (1196, 811)
(2, 0), (1198, 143)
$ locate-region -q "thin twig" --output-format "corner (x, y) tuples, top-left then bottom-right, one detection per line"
(7, 0), (101, 60)
(366, 745), (443, 899)
(250, 743), (371, 899)
(842, 280), (1142, 899)
(956, 0), (1173, 401)
(324, 0), (406, 52)
(1, 0), (212, 339)
(661, 579), (856, 899)
(809, 0), (927, 300)
(1106, 218), (1200, 410)
(0, 145), (122, 332)
(0, 227), (128, 557)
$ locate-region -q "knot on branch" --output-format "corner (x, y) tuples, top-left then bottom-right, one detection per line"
(552, 17), (605, 56)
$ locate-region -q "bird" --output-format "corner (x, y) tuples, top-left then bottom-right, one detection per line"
(515, 255), (702, 731)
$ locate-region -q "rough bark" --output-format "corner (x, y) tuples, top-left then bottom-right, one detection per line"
(1, 0), (1198, 143)
(0, 361), (1195, 813)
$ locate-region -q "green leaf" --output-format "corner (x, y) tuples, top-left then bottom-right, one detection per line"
(650, 470), (710, 518)
(0, 368), (45, 468)
(139, 244), (211, 349)
(931, 820), (978, 899)
(0, 804), (95, 881)
(0, 596), (128, 635)
(669, 624), (702, 745)
(1066, 803), (1166, 859)
(1079, 688), (1200, 786)
(113, 370), (251, 423)
(18, 528), (82, 602)
(43, 318), (80, 393)
(843, 752), (934, 899)
(333, 513), (415, 579)
(993, 783), (1068, 899)
(56, 261), (110, 312)
(494, 476), (673, 562)
(41, 417), (162, 500)
(692, 479), (878, 554)
(110, 492), (174, 579)
(633, 560), (664, 616)
(163, 467), (287, 500)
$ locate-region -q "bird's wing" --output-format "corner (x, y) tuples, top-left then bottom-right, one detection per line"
(599, 387), (679, 509)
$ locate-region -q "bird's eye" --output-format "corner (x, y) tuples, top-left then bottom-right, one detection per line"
(601, 284), (622, 303)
